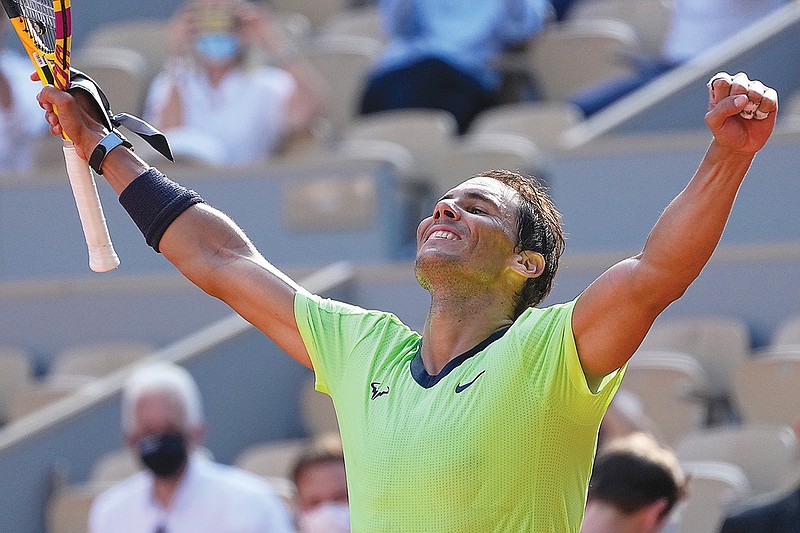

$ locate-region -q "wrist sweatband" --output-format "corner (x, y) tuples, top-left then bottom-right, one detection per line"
(89, 130), (133, 175)
(119, 168), (205, 252)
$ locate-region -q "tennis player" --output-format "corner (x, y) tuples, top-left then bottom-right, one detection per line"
(37, 71), (776, 532)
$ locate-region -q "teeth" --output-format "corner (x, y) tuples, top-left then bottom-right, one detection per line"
(430, 230), (458, 240)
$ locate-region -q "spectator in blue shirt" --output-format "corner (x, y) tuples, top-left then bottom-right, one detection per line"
(359, 0), (550, 133)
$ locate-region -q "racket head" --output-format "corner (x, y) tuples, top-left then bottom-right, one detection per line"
(1, 0), (71, 89)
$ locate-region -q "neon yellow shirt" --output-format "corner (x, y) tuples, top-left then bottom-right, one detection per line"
(294, 290), (625, 532)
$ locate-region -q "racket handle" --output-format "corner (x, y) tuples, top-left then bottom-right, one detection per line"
(62, 141), (120, 272)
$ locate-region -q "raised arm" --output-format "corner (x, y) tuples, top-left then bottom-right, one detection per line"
(572, 72), (778, 383)
(36, 85), (313, 368)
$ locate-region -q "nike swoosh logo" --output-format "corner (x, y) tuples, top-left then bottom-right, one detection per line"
(455, 370), (485, 393)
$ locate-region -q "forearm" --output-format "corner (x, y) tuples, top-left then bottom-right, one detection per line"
(635, 141), (754, 304)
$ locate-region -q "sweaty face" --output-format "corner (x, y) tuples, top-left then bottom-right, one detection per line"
(415, 177), (521, 292)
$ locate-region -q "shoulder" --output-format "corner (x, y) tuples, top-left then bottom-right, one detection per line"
(198, 460), (282, 501)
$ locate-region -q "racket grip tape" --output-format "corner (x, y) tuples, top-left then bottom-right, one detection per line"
(62, 141), (120, 272)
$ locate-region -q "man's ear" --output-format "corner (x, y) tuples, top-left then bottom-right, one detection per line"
(640, 498), (671, 531)
(512, 250), (545, 279)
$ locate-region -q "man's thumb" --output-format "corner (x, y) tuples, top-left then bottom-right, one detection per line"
(707, 94), (748, 129)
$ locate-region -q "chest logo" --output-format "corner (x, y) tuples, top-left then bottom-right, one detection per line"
(370, 381), (390, 400)
(455, 370), (486, 393)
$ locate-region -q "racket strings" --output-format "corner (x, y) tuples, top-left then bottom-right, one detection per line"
(17, 0), (57, 53)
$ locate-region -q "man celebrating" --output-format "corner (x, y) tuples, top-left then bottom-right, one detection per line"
(37, 70), (777, 531)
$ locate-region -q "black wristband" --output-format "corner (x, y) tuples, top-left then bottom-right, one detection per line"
(89, 130), (133, 175)
(119, 168), (205, 252)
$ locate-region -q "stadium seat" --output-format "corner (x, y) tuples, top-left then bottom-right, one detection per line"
(427, 132), (545, 195)
(771, 313), (800, 348)
(0, 347), (34, 425)
(301, 35), (383, 135)
(637, 315), (752, 422)
(268, 0), (349, 29)
(677, 461), (751, 533)
(8, 378), (85, 422)
(48, 341), (154, 381)
(83, 19), (170, 83)
(469, 101), (583, 154)
(619, 351), (708, 445)
(523, 19), (640, 101)
(46, 482), (110, 533)
(567, 0), (673, 58)
(732, 348), (800, 428)
(676, 425), (799, 496)
(234, 438), (310, 480)
(321, 5), (385, 43)
(71, 47), (151, 116)
(343, 108), (460, 177)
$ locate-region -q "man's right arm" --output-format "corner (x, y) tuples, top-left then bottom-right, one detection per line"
(36, 85), (313, 368)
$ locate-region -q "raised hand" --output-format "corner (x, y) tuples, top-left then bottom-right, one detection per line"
(706, 71), (778, 156)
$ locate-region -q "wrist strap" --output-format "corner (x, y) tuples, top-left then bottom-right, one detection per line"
(89, 130), (133, 175)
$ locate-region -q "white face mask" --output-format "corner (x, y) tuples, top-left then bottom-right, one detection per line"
(298, 502), (350, 533)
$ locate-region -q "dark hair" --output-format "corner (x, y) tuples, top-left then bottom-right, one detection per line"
(478, 169), (565, 318)
(588, 433), (688, 519)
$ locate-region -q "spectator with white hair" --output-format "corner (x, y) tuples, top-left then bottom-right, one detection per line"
(89, 361), (293, 533)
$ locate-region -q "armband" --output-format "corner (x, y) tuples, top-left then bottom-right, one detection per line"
(119, 168), (205, 252)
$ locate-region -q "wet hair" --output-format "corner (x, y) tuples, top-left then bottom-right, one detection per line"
(588, 432), (688, 520)
(477, 169), (565, 318)
(121, 361), (204, 435)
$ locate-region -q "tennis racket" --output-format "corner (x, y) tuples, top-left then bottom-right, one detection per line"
(1, 0), (119, 272)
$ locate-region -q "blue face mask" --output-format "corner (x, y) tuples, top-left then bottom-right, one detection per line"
(195, 32), (240, 63)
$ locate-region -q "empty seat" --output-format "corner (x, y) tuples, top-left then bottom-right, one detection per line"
(524, 19), (640, 101)
(234, 438), (310, 480)
(8, 379), (85, 421)
(427, 132), (545, 195)
(620, 351), (708, 445)
(677, 461), (751, 533)
(49, 341), (154, 380)
(46, 483), (110, 533)
(568, 0), (673, 58)
(343, 108), (460, 176)
(732, 348), (800, 428)
(469, 101), (583, 154)
(268, 0), (349, 29)
(637, 315), (752, 420)
(322, 5), (385, 43)
(772, 313), (800, 348)
(0, 347), (34, 425)
(72, 47), (151, 116)
(83, 19), (170, 83)
(676, 425), (799, 496)
(302, 35), (383, 134)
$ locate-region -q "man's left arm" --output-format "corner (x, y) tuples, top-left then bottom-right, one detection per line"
(572, 72), (778, 383)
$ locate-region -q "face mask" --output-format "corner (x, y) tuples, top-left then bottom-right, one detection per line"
(138, 433), (188, 478)
(298, 502), (350, 533)
(194, 32), (240, 64)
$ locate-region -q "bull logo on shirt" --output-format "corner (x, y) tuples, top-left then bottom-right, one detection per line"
(370, 381), (390, 400)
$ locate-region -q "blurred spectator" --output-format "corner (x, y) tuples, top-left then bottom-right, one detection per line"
(144, 0), (326, 166)
(291, 433), (349, 533)
(582, 432), (688, 533)
(0, 19), (47, 173)
(569, 0), (788, 116)
(359, 0), (551, 134)
(89, 361), (293, 533)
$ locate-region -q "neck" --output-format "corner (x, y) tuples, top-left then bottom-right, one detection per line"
(421, 288), (514, 374)
(151, 465), (188, 509)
